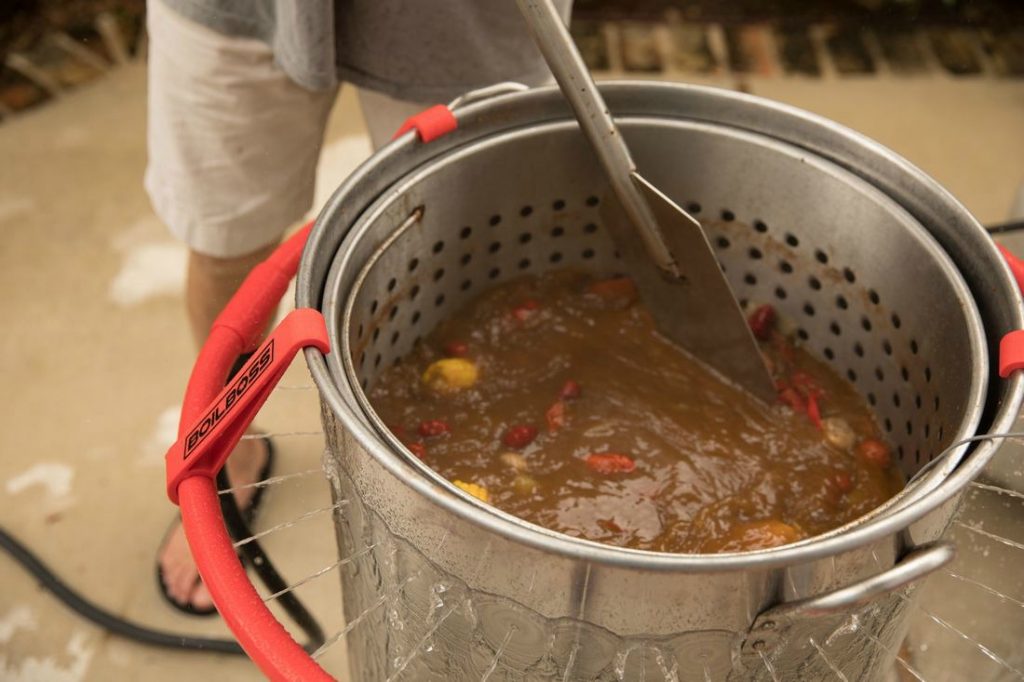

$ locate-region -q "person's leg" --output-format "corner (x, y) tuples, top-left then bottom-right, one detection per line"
(145, 0), (335, 611)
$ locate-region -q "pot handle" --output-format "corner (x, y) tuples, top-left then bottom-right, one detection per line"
(392, 82), (530, 144)
(752, 542), (954, 628)
(447, 82), (530, 110)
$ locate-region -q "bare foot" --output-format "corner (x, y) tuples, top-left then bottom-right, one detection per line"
(158, 432), (270, 612)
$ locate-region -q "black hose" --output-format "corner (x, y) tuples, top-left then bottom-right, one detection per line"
(0, 352), (326, 657)
(0, 524), (245, 654)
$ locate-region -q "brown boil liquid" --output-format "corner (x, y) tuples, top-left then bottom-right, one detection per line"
(368, 270), (904, 554)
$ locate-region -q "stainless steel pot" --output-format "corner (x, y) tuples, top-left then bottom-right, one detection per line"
(297, 82), (1024, 680)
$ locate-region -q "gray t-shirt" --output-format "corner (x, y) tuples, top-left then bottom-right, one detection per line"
(160, 0), (571, 102)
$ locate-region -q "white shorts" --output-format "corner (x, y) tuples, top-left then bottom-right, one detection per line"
(144, 0), (427, 258)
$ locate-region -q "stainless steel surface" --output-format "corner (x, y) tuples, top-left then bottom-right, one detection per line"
(296, 82), (1024, 680)
(516, 0), (776, 401)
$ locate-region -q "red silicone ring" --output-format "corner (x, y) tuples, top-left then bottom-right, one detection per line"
(166, 223), (334, 681)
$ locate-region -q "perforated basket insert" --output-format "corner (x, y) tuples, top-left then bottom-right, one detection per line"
(331, 117), (986, 491)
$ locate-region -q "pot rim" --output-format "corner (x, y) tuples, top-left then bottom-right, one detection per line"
(300, 81), (1024, 572)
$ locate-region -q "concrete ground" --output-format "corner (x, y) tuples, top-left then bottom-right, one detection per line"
(1, 58), (1023, 681)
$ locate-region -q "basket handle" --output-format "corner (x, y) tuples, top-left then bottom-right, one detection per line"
(165, 222), (334, 682)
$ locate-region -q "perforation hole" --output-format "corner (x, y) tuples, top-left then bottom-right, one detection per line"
(854, 342), (864, 357)
(582, 248), (595, 260)
(843, 267), (856, 283)
(829, 321), (840, 336)
(875, 367), (885, 381)
(489, 214), (501, 226)
(520, 205), (533, 217)
(779, 260), (793, 274)
(551, 226), (565, 238)
(489, 267), (501, 280)
(372, 328), (380, 343)
(861, 316), (872, 332)
(915, 394), (923, 409)
(891, 313), (902, 329)
(808, 276), (822, 291)
(686, 202), (702, 214)
(460, 226), (473, 239)
(410, 285), (420, 300)
(815, 249), (829, 264)
(374, 354), (382, 368)
(550, 252), (563, 263)
(387, 277), (397, 292)
(433, 268), (445, 282)
(847, 369), (857, 382)
(869, 289), (880, 305)
(824, 347), (835, 360)
(432, 240), (445, 254)
(744, 273), (757, 285)
(388, 306), (399, 321)
(519, 232), (533, 244)
(553, 199), (566, 210)
(883, 340), (892, 356)
(925, 366), (932, 383)
(357, 323), (364, 339)
(583, 223), (598, 235)
(390, 330), (400, 346)
(868, 392), (877, 406)
(408, 258), (419, 272)
(586, 195), (600, 207)
(359, 351), (365, 368)
(836, 295), (848, 310)
(460, 279), (472, 291)
(412, 311), (421, 324)
(910, 339), (919, 355)
(716, 236), (731, 249)
(460, 253), (472, 267)
(901, 366), (910, 381)
(797, 328), (809, 341)
(489, 241), (502, 254)
(785, 233), (799, 247)
(434, 294), (445, 307)
(748, 247), (763, 260)
(893, 393), (901, 408)
(774, 287), (787, 300)
(884, 417), (893, 432)
(518, 258), (531, 270)
(803, 303), (816, 317)
(753, 220), (768, 233)
(935, 396), (941, 412)
(722, 209), (736, 222)
(370, 300), (379, 315)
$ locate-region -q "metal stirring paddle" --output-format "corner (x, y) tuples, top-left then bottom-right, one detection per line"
(516, 0), (777, 403)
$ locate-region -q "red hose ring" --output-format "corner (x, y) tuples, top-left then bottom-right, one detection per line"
(165, 223), (334, 681)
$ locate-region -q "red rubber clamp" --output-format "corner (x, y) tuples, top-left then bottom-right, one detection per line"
(997, 244), (1024, 378)
(392, 104), (458, 143)
(165, 309), (328, 503)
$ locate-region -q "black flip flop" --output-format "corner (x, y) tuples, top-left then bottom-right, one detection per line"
(155, 436), (276, 617)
